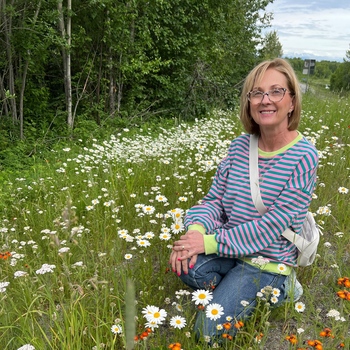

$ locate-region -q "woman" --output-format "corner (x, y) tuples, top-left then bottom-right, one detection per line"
(169, 58), (318, 340)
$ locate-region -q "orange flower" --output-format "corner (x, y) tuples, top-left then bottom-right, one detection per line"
(285, 334), (298, 344)
(222, 333), (233, 340)
(337, 277), (350, 288)
(319, 327), (334, 338)
(336, 290), (349, 299)
(233, 320), (244, 329)
(168, 343), (181, 350)
(306, 339), (323, 349)
(306, 340), (323, 350)
(0, 251), (11, 260)
(223, 322), (232, 330)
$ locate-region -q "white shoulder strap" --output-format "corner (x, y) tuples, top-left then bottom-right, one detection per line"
(249, 134), (303, 246)
(249, 134), (267, 215)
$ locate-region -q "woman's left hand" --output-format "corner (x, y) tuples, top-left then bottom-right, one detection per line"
(172, 230), (205, 261)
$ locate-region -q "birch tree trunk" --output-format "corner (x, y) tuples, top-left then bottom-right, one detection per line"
(58, 0), (73, 128)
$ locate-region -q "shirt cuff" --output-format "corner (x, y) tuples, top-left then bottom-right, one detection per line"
(187, 224), (206, 234)
(203, 235), (218, 255)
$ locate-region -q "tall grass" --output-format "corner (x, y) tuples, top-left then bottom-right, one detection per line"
(0, 92), (349, 349)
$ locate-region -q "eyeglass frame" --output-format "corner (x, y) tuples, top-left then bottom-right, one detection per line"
(246, 87), (289, 104)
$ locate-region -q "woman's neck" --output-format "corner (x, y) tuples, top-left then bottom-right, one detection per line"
(258, 130), (298, 152)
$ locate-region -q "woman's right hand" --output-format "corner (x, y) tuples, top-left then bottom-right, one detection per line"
(169, 248), (198, 276)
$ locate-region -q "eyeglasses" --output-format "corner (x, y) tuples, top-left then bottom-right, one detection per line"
(247, 88), (288, 104)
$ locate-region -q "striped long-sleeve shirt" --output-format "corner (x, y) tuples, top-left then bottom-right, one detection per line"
(185, 133), (319, 266)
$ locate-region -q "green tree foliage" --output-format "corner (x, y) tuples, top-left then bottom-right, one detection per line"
(285, 57), (304, 74)
(259, 30), (283, 61)
(0, 0), (274, 141)
(330, 47), (350, 92)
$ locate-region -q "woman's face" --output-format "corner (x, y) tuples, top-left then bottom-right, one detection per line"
(249, 68), (295, 134)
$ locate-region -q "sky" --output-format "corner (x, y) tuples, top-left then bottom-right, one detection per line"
(263, 0), (350, 62)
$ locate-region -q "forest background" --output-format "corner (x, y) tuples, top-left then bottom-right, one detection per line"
(1, 0), (349, 176)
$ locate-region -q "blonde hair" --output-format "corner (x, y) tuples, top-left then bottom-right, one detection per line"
(240, 58), (301, 135)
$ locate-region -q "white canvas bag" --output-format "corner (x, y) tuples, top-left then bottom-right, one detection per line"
(249, 134), (320, 267)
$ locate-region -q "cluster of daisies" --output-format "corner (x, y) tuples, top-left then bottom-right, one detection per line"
(109, 284), (305, 342)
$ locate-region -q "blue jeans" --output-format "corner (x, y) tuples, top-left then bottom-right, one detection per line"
(179, 254), (287, 340)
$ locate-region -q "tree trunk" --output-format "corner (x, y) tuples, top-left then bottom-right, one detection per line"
(58, 0), (73, 128)
(109, 53), (116, 117)
(2, 0), (18, 122)
(18, 0), (42, 140)
(0, 74), (9, 117)
(66, 0), (72, 127)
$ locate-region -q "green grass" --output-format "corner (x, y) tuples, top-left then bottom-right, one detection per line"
(0, 91), (349, 349)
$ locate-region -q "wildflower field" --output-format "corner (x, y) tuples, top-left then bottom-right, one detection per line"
(0, 92), (349, 350)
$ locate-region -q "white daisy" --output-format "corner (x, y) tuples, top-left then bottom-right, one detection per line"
(144, 320), (159, 330)
(136, 239), (151, 248)
(295, 301), (305, 313)
(168, 208), (184, 220)
(272, 288), (281, 297)
(156, 194), (168, 202)
(142, 305), (167, 324)
(143, 205), (155, 215)
(171, 221), (185, 234)
(159, 233), (172, 241)
(111, 324), (122, 334)
(338, 187), (348, 194)
(169, 315), (187, 329)
(206, 303), (224, 321)
(144, 231), (155, 239)
(270, 296), (279, 304)
(277, 264), (287, 273)
(192, 289), (213, 306)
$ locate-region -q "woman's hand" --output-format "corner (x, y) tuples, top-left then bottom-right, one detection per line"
(169, 230), (205, 275)
(169, 249), (193, 276)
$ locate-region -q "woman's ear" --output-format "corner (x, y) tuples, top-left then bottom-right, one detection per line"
(289, 96), (295, 113)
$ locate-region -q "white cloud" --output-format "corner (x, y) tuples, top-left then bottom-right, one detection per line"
(264, 0), (350, 61)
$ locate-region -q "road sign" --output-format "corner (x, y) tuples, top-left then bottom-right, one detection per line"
(303, 59), (316, 75)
